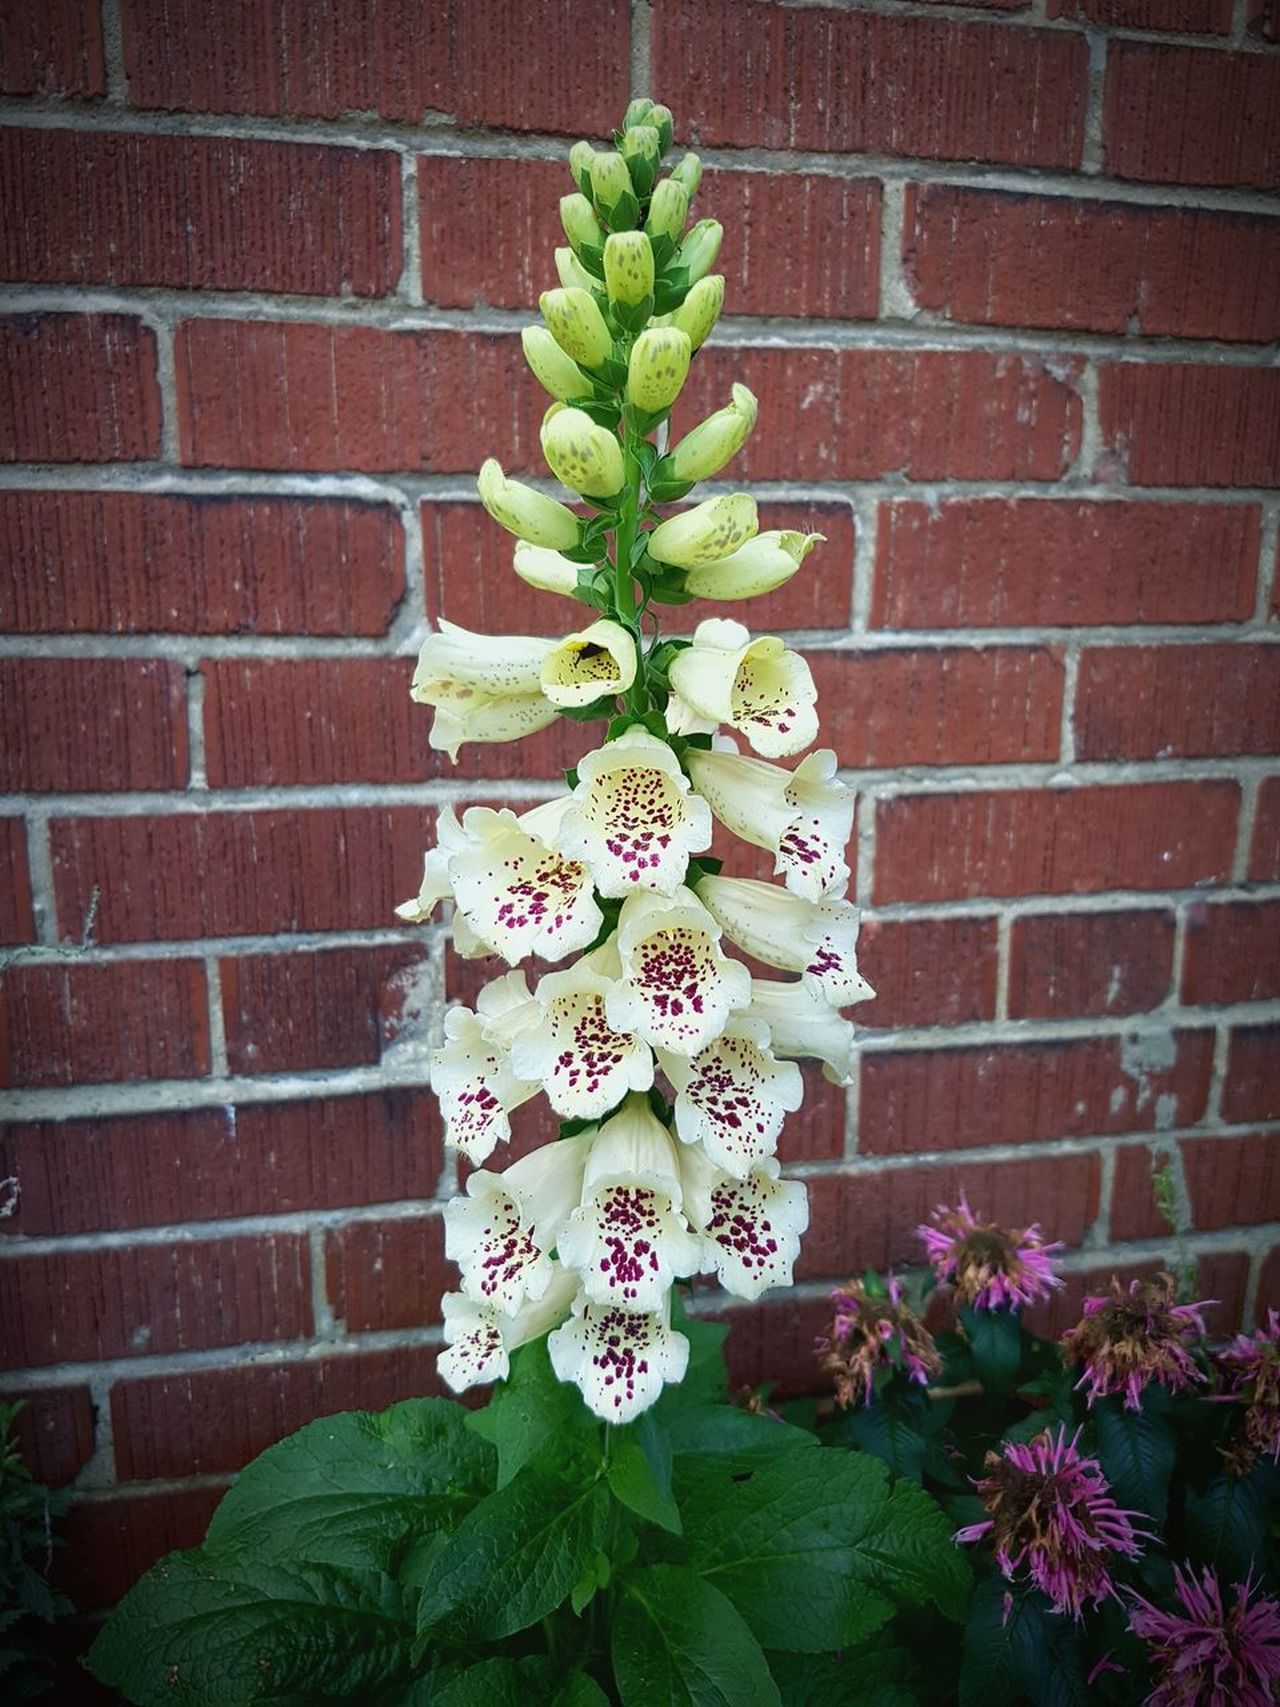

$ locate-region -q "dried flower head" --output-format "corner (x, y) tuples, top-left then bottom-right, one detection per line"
(816, 1275), (941, 1408)
(1062, 1272), (1209, 1411)
(917, 1193), (1063, 1312)
(1128, 1564), (1280, 1707)
(955, 1425), (1151, 1620)
(1216, 1309), (1280, 1468)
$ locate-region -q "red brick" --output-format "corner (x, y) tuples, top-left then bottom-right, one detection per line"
(716, 1293), (834, 1400)
(0, 959), (209, 1088)
(874, 782), (1238, 905)
(0, 0), (104, 95)
(807, 647), (1063, 768)
(50, 808), (431, 942)
(221, 943), (430, 1076)
(1250, 0), (1279, 43)
(1109, 1143), (1174, 1242)
(856, 917), (999, 1030)
(0, 818), (34, 944)
(0, 490), (405, 636)
(0, 1233), (311, 1368)
(1221, 1024), (1280, 1123)
(0, 130), (401, 296)
(685, 346), (1083, 483)
(1, 314), (161, 463)
(111, 1346), (445, 1480)
(655, 0), (1087, 166)
(0, 658), (188, 793)
(1099, 363), (1280, 488)
(859, 1031), (1214, 1156)
(776, 1067), (847, 1165)
(1104, 42), (1280, 189)
(0, 1093), (442, 1238)
(1257, 1247), (1280, 1323)
(1077, 645), (1280, 760)
(1183, 901), (1280, 1005)
(56, 1489), (223, 1610)
(325, 1215), (448, 1333)
(1197, 1252), (1251, 1334)
(420, 156), (562, 310)
(121, 0), (628, 131)
(1049, 0), (1230, 28)
(1010, 909), (1175, 1020)
(871, 498), (1259, 630)
(1250, 778), (1280, 880)
(1183, 1133), (1280, 1231)
(0, 1386), (96, 1486)
(905, 185), (1280, 343)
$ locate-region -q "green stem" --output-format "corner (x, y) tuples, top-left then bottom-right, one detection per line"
(613, 414), (643, 629)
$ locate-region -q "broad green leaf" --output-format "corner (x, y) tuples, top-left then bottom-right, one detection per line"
(961, 1305), (1022, 1398)
(608, 1415), (681, 1534)
(205, 1399), (494, 1572)
(555, 1674), (611, 1706)
(837, 1397), (927, 1482)
(87, 1550), (416, 1706)
(1093, 1395), (1177, 1524)
(958, 1578), (1088, 1707)
(416, 1465), (608, 1644)
(612, 1564), (780, 1707)
(467, 1338), (596, 1489)
(661, 1299), (728, 1408)
(429, 1657), (555, 1705)
(768, 1648), (918, 1706)
(1182, 1469), (1271, 1582)
(661, 1402), (817, 1466)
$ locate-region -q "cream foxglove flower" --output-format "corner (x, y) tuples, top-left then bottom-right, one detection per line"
(477, 459), (582, 551)
(557, 1096), (701, 1311)
(395, 803), (466, 923)
(659, 1018), (803, 1179)
(671, 152), (702, 196)
(444, 1132), (592, 1313)
(645, 177), (689, 241)
(540, 405), (625, 499)
(446, 803), (602, 965)
(606, 886), (752, 1056)
(667, 618), (818, 759)
(696, 875), (875, 1009)
(540, 618), (637, 707)
(626, 327), (692, 412)
(671, 274), (724, 351)
(668, 384), (758, 484)
(603, 231), (655, 306)
(438, 1265), (578, 1394)
(646, 495), (757, 571)
(682, 530), (823, 602)
(746, 978), (858, 1086)
(411, 617), (560, 761)
(508, 960), (653, 1120)
(430, 972), (539, 1164)
(685, 744), (853, 899)
(521, 326), (592, 404)
(680, 1148), (809, 1301)
(548, 1292), (689, 1423)
(513, 541), (578, 598)
(556, 727), (712, 897)
(554, 245), (598, 293)
(678, 218), (722, 284)
(539, 286), (612, 369)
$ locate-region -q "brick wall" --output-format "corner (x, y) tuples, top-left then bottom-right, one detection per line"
(1, 0), (1278, 1611)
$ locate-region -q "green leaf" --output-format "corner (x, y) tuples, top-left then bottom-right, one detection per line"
(1093, 1394), (1177, 1524)
(425, 1656), (559, 1705)
(768, 1648), (918, 1706)
(608, 1415), (681, 1534)
(466, 1338), (595, 1490)
(1182, 1468), (1271, 1582)
(555, 1674), (611, 1707)
(662, 1300), (728, 1406)
(837, 1397), (927, 1483)
(961, 1305), (1023, 1398)
(958, 1579), (1089, 1707)
(612, 1564), (780, 1707)
(662, 1402), (817, 1467)
(203, 1399), (494, 1572)
(87, 1551), (417, 1706)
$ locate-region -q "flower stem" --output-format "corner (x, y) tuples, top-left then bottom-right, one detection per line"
(613, 415), (643, 630)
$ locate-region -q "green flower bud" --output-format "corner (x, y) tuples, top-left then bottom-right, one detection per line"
(539, 287), (613, 369)
(568, 139), (595, 195)
(478, 458), (581, 551)
(521, 325), (593, 403)
(625, 327), (692, 412)
(603, 231), (655, 307)
(671, 152), (702, 196)
(589, 149), (633, 212)
(669, 383), (758, 483)
(560, 192), (603, 255)
(677, 218), (723, 285)
(554, 245), (599, 292)
(624, 96), (655, 129)
(647, 493), (759, 570)
(645, 178), (689, 242)
(671, 274), (725, 350)
(648, 104), (674, 154)
(622, 125), (661, 164)
(513, 541), (579, 597)
(540, 404), (626, 499)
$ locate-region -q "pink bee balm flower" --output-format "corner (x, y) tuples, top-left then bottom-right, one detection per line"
(1217, 1309), (1280, 1468)
(1128, 1564), (1280, 1707)
(816, 1275), (941, 1409)
(918, 1193), (1063, 1312)
(955, 1425), (1152, 1620)
(1062, 1272), (1210, 1412)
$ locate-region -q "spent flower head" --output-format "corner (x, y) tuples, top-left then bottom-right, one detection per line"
(1215, 1308), (1280, 1468)
(918, 1192), (1063, 1312)
(816, 1275), (941, 1409)
(1128, 1564), (1280, 1707)
(1062, 1272), (1209, 1411)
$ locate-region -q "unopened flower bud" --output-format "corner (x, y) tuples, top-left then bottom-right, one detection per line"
(624, 96), (654, 129)
(521, 326), (592, 403)
(513, 541), (579, 597)
(560, 192), (603, 255)
(539, 287), (613, 369)
(478, 458), (581, 552)
(645, 178), (689, 242)
(622, 125), (661, 165)
(589, 149), (633, 212)
(671, 274), (724, 350)
(540, 405), (625, 499)
(603, 231), (655, 307)
(568, 139), (595, 194)
(625, 327), (692, 413)
(669, 383), (758, 483)
(671, 152), (702, 196)
(554, 246), (598, 293)
(647, 493), (759, 570)
(648, 104), (674, 154)
(677, 219), (722, 285)
(683, 530), (823, 600)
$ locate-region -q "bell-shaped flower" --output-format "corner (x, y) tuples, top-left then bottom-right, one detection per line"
(603, 230), (655, 306)
(557, 1096), (702, 1312)
(559, 192), (603, 255)
(513, 540), (578, 598)
(667, 618), (818, 759)
(625, 327), (692, 413)
(438, 1265), (578, 1394)
(395, 803), (466, 923)
(444, 1132), (592, 1313)
(671, 274), (724, 351)
(660, 1018), (804, 1179)
(554, 245), (598, 293)
(430, 972), (539, 1164)
(477, 459), (581, 552)
(697, 875), (875, 1009)
(669, 385), (758, 485)
(556, 726), (712, 897)
(522, 326), (592, 404)
(445, 802), (602, 965)
(606, 886), (751, 1056)
(681, 1148), (809, 1301)
(647, 495), (758, 571)
(746, 978), (858, 1086)
(540, 617), (637, 707)
(683, 529), (823, 602)
(672, 152), (702, 196)
(685, 744), (853, 899)
(677, 218), (723, 284)
(588, 149), (633, 214)
(411, 616), (560, 761)
(509, 957), (654, 1119)
(539, 286), (612, 369)
(540, 405), (625, 499)
(646, 177), (689, 241)
(548, 1291), (689, 1422)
